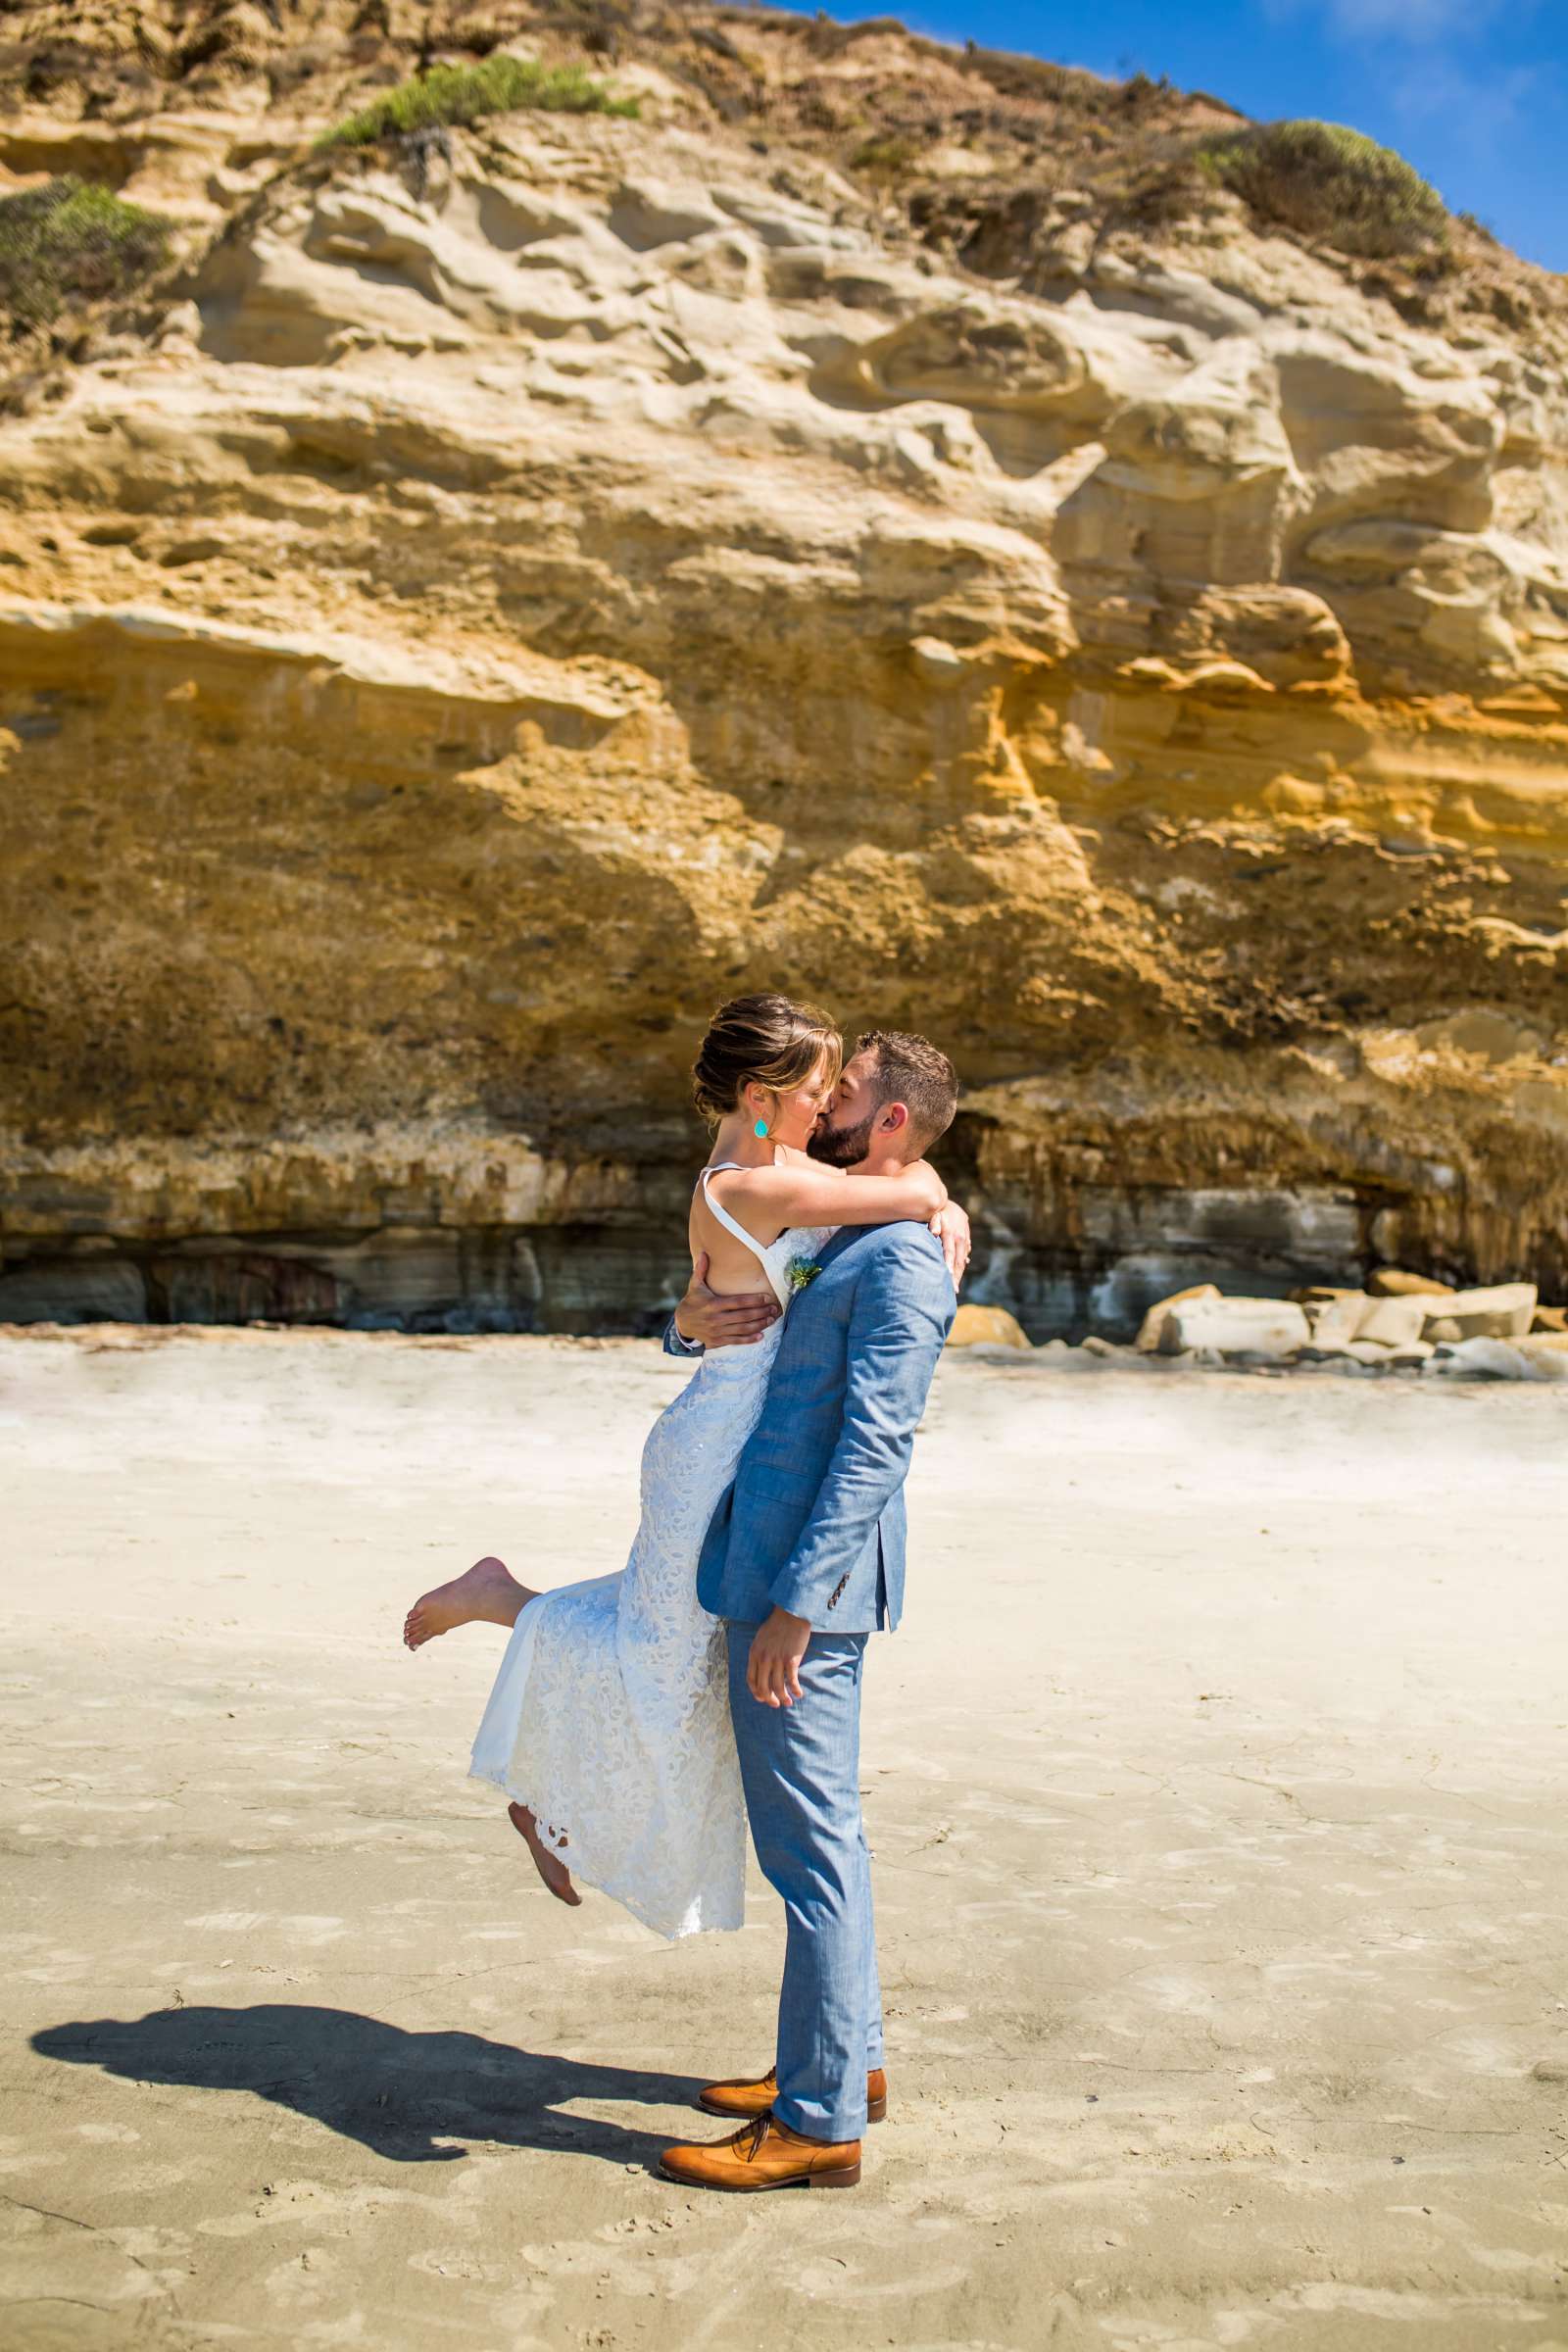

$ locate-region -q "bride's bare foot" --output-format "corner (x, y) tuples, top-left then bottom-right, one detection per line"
(509, 1801), (582, 1905)
(403, 1555), (534, 1650)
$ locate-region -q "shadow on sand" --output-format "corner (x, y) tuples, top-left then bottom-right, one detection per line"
(33, 2003), (708, 2167)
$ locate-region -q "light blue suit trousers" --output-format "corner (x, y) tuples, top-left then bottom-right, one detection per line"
(724, 1624), (883, 2141)
(688, 1222), (955, 2144)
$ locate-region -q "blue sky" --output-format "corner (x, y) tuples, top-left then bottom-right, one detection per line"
(782, 0), (1566, 272)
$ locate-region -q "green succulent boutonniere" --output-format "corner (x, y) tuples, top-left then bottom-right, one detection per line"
(787, 1258), (823, 1294)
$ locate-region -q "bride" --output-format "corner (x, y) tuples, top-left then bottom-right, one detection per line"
(401, 993), (969, 1941)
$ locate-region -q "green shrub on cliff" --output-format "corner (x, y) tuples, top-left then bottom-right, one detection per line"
(318, 55), (639, 148)
(0, 177), (171, 336)
(1198, 120), (1447, 258)
(851, 134), (917, 179)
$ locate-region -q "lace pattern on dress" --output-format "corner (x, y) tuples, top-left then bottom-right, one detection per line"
(467, 1213), (837, 1940)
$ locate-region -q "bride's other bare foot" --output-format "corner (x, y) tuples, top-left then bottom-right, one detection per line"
(403, 1555), (534, 1650)
(509, 1801), (582, 1905)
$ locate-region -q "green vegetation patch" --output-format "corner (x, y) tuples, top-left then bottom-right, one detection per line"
(0, 176), (172, 337)
(851, 133), (916, 178)
(1198, 120), (1446, 258)
(318, 54), (639, 148)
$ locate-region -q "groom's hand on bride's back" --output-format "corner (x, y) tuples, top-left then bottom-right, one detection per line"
(673, 1251), (782, 1350)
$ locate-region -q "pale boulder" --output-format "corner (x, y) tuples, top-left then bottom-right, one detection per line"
(1300, 1337), (1430, 1368)
(1306, 1292), (1369, 1348)
(1421, 1283), (1538, 1341)
(1354, 1295), (1428, 1348)
(947, 1303), (1031, 1350)
(1135, 1282), (1220, 1353)
(1435, 1336), (1561, 1381)
(1162, 1298), (1310, 1359)
(1368, 1268), (1454, 1298)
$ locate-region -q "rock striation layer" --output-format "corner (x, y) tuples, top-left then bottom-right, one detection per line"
(2, 3), (1566, 1331)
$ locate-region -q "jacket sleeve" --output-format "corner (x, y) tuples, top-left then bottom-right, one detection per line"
(766, 1238), (954, 1624)
(662, 1316), (704, 1358)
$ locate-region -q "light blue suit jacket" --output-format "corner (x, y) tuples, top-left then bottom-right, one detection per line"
(676, 1221), (956, 1634)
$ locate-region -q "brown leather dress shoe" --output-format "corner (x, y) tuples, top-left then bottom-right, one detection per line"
(699, 2064), (887, 2125)
(659, 2112), (861, 2192)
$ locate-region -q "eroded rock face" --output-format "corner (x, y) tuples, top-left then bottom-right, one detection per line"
(2, 4), (1566, 1331)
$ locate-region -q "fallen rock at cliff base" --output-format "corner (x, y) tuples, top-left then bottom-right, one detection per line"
(1299, 1336), (1432, 1367)
(1354, 1296), (1428, 1348)
(1305, 1293), (1370, 1348)
(1368, 1269), (1456, 1298)
(1433, 1336), (1567, 1381)
(1421, 1284), (1538, 1341)
(1162, 1298), (1311, 1359)
(1533, 1306), (1568, 1334)
(947, 1303), (1031, 1350)
(1136, 1283), (1221, 1353)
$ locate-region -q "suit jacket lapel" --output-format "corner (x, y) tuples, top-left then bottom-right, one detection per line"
(815, 1221), (882, 1272)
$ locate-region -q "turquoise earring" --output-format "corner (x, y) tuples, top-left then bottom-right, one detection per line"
(754, 1118), (769, 1139)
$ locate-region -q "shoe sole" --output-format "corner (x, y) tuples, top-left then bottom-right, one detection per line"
(697, 2093), (886, 2125)
(658, 2157), (861, 2191)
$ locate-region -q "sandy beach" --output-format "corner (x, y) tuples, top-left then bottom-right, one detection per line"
(2, 1326), (1566, 2352)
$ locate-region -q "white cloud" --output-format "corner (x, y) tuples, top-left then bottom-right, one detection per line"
(1334, 0), (1479, 29)
(1392, 57), (1536, 155)
(1263, 0), (1505, 38)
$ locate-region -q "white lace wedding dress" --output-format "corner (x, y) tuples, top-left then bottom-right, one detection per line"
(468, 1168), (836, 1941)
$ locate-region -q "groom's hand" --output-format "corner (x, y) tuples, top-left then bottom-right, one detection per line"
(747, 1607), (812, 1707)
(674, 1251), (781, 1350)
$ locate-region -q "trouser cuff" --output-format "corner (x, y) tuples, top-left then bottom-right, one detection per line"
(774, 2091), (868, 2143)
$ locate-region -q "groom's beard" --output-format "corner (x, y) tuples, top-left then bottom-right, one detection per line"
(807, 1108), (879, 1168)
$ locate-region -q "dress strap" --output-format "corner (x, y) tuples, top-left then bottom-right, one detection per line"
(696, 1166), (790, 1308)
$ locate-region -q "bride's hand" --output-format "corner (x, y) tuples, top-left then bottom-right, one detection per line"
(930, 1200), (971, 1289)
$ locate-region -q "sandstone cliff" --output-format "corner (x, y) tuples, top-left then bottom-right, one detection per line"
(2, 2), (1566, 1331)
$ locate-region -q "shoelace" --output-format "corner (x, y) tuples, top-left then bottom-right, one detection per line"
(736, 2114), (771, 2164)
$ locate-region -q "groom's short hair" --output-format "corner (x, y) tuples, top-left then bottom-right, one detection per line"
(857, 1029), (958, 1155)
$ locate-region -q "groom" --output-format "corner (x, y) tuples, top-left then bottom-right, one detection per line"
(657, 1028), (960, 2192)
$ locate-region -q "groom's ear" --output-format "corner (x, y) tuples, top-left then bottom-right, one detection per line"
(879, 1101), (911, 1139)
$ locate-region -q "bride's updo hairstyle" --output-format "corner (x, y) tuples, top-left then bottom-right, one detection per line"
(691, 993), (842, 1128)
